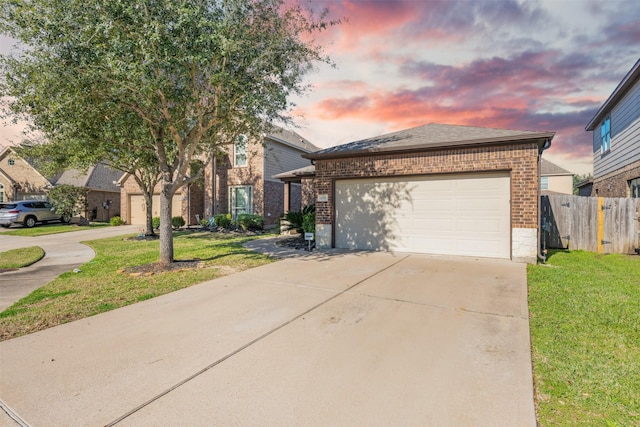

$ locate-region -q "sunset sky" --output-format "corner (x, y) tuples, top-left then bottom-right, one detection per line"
(2, 0), (639, 175)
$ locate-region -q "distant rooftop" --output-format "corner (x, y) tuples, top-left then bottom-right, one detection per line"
(541, 158), (573, 176)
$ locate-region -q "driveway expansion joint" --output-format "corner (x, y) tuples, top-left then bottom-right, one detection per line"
(104, 254), (411, 426)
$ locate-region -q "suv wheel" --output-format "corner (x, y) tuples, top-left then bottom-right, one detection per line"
(61, 215), (72, 224)
(24, 216), (37, 228)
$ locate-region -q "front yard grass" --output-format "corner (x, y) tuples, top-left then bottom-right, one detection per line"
(2, 222), (108, 237)
(528, 250), (640, 426)
(0, 231), (273, 341)
(0, 246), (45, 269)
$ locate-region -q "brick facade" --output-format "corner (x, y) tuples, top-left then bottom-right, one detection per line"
(591, 159), (640, 197)
(313, 144), (540, 230)
(86, 191), (121, 222)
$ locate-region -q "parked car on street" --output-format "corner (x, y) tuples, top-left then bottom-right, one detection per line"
(0, 200), (71, 228)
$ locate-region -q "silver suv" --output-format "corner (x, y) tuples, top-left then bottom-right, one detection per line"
(0, 200), (71, 228)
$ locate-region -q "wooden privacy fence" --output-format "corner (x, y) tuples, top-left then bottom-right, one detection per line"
(541, 195), (639, 254)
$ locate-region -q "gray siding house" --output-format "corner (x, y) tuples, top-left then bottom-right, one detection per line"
(585, 58), (640, 198)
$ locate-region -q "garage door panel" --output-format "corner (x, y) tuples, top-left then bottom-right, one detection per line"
(335, 174), (510, 259)
(129, 194), (183, 225)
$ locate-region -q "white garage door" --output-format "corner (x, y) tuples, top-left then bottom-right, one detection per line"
(129, 194), (183, 225)
(335, 173), (511, 258)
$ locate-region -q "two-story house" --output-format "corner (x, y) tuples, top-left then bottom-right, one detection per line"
(118, 127), (318, 226)
(585, 58), (640, 198)
(540, 158), (573, 195)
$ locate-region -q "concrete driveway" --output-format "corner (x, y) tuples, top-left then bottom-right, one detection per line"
(0, 251), (535, 426)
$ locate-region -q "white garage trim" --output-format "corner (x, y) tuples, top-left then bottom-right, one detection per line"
(129, 194), (183, 225)
(335, 173), (511, 259)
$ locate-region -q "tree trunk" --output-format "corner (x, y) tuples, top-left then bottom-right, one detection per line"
(143, 191), (155, 236)
(158, 183), (174, 267)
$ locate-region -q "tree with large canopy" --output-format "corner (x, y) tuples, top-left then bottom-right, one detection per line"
(1, 0), (337, 265)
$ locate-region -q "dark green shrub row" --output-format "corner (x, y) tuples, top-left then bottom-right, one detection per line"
(214, 214), (231, 228)
(151, 216), (185, 230)
(237, 213), (264, 230)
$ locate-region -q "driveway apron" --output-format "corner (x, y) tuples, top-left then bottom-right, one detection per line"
(0, 251), (535, 426)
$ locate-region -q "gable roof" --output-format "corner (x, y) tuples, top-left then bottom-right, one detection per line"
(585, 58), (640, 131)
(304, 123), (554, 160)
(0, 146), (56, 186)
(266, 127), (320, 153)
(540, 158), (573, 176)
(54, 163), (122, 192)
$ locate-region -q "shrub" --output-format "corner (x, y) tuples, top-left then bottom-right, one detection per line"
(302, 210), (315, 235)
(283, 211), (303, 231)
(171, 216), (185, 229)
(237, 214), (264, 231)
(214, 214), (231, 228)
(110, 216), (125, 226)
(152, 217), (160, 230)
(283, 204), (315, 233)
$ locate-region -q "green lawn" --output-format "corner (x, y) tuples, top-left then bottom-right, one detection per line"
(2, 222), (108, 237)
(0, 246), (45, 269)
(0, 231), (273, 341)
(528, 251), (640, 426)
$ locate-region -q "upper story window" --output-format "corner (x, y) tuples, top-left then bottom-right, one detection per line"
(8, 159), (15, 166)
(234, 135), (248, 167)
(541, 176), (549, 190)
(600, 116), (611, 154)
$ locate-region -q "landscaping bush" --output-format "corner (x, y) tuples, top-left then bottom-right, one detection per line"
(171, 216), (185, 229)
(152, 216), (160, 230)
(283, 211), (304, 231)
(214, 214), (231, 228)
(236, 214), (264, 230)
(283, 204), (315, 233)
(110, 216), (125, 226)
(302, 210), (315, 235)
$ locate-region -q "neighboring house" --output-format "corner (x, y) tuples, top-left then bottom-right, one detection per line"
(119, 127), (318, 226)
(55, 164), (122, 222)
(576, 178), (593, 197)
(0, 147), (122, 220)
(585, 58), (640, 198)
(300, 123), (554, 263)
(540, 158), (573, 195)
(1, 146), (51, 202)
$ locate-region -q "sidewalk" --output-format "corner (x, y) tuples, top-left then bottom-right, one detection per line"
(0, 225), (139, 311)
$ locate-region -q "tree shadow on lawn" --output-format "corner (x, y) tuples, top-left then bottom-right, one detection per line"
(121, 238), (270, 275)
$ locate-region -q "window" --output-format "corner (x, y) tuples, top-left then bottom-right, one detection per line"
(230, 186), (253, 218)
(630, 178), (640, 198)
(8, 159), (15, 166)
(541, 176), (549, 190)
(234, 135), (248, 167)
(600, 116), (611, 153)
(0, 183), (3, 202)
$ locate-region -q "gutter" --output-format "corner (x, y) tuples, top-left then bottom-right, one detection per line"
(537, 139), (553, 263)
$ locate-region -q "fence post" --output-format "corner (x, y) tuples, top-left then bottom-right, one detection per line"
(597, 197), (605, 253)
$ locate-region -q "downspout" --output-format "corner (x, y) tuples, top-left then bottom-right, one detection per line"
(537, 138), (552, 263)
(212, 157), (217, 216)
